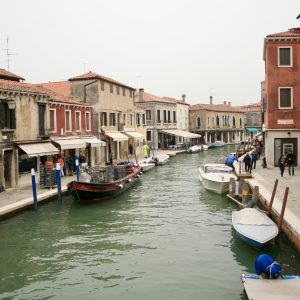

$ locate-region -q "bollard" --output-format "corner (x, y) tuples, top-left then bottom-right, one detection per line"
(56, 163), (62, 203)
(31, 168), (38, 210)
(252, 186), (259, 207)
(235, 180), (240, 197)
(229, 178), (235, 197)
(75, 159), (80, 181)
(242, 183), (249, 206)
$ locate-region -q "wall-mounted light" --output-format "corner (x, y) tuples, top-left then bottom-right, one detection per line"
(7, 100), (16, 109)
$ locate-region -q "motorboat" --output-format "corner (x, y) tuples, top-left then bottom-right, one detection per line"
(147, 154), (170, 166)
(198, 163), (236, 194)
(210, 140), (226, 148)
(202, 144), (209, 151)
(139, 161), (155, 172)
(187, 145), (202, 153)
(232, 208), (278, 248)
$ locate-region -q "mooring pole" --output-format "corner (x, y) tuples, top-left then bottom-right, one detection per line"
(278, 187), (289, 231)
(31, 168), (38, 210)
(267, 179), (278, 217)
(56, 163), (62, 203)
(75, 159), (80, 181)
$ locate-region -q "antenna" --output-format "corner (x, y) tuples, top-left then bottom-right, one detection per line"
(4, 36), (18, 71)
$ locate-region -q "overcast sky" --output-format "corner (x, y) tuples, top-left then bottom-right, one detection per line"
(0, 0), (299, 105)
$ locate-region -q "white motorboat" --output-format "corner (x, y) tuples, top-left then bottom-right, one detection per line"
(147, 154), (170, 166)
(187, 145), (202, 153)
(210, 141), (226, 148)
(232, 208), (278, 248)
(139, 162), (155, 172)
(198, 163), (236, 194)
(202, 144), (209, 151)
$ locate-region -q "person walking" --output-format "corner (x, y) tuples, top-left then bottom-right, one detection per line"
(243, 153), (252, 173)
(278, 154), (287, 177)
(251, 150), (258, 170)
(143, 142), (149, 159)
(57, 156), (65, 177)
(286, 151), (296, 176)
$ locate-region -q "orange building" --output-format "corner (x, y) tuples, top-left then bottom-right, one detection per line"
(263, 27), (300, 167)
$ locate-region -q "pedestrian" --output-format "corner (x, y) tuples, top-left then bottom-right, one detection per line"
(286, 151), (296, 176)
(57, 156), (65, 176)
(143, 142), (149, 159)
(67, 156), (73, 176)
(243, 153), (252, 173)
(79, 153), (86, 164)
(278, 154), (287, 177)
(251, 150), (258, 170)
(224, 154), (238, 170)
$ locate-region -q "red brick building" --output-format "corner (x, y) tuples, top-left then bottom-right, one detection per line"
(263, 27), (300, 167)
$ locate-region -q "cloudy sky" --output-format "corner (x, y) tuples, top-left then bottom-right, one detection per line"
(0, 0), (299, 105)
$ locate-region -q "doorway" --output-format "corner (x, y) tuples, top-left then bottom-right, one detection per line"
(274, 138), (297, 166)
(3, 150), (13, 188)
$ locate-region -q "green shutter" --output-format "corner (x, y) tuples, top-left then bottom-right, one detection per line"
(0, 101), (4, 129)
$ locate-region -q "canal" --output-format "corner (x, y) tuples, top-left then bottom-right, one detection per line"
(1, 145), (300, 300)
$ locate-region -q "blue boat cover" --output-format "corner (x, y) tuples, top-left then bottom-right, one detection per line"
(255, 254), (281, 277)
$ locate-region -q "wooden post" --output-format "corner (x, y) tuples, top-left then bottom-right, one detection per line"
(252, 186), (259, 207)
(267, 179), (278, 217)
(242, 182), (249, 205)
(239, 161), (242, 174)
(229, 178), (235, 197)
(278, 187), (289, 231)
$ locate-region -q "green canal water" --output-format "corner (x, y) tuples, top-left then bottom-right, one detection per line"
(1, 145), (300, 300)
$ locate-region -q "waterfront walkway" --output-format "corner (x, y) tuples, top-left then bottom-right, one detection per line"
(0, 150), (300, 250)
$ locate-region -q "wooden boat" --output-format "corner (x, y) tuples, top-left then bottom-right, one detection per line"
(232, 208), (278, 248)
(67, 163), (141, 202)
(198, 163), (236, 194)
(241, 274), (300, 300)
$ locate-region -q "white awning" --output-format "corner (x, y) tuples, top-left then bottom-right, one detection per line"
(81, 137), (106, 147)
(125, 131), (145, 139)
(51, 138), (86, 150)
(161, 129), (201, 139)
(18, 143), (59, 157)
(105, 132), (128, 141)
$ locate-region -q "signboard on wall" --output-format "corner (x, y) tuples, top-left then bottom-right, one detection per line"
(277, 119), (294, 125)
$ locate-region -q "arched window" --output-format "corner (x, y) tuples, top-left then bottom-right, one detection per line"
(240, 117), (242, 127)
(228, 115), (230, 126)
(212, 117), (215, 127)
(196, 117), (201, 128)
(233, 116), (236, 127)
(208, 117), (210, 126)
(216, 115), (220, 127)
(222, 115), (224, 125)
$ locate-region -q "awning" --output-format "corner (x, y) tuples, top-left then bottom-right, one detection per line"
(51, 138), (86, 150)
(246, 127), (258, 132)
(81, 137), (106, 147)
(125, 131), (145, 139)
(105, 132), (128, 141)
(161, 129), (201, 139)
(18, 142), (59, 157)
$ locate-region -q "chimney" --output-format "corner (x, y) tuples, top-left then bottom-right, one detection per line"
(209, 96), (213, 105)
(223, 101), (227, 105)
(182, 94), (186, 102)
(228, 101), (231, 106)
(138, 88), (144, 101)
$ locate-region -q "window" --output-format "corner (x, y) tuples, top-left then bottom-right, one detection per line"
(196, 117), (201, 128)
(232, 116), (236, 127)
(65, 110), (72, 132)
(279, 87), (293, 109)
(146, 110), (151, 120)
(173, 111), (176, 123)
(117, 86), (120, 95)
(0, 100), (16, 129)
(146, 130), (151, 141)
(101, 112), (107, 126)
(216, 115), (220, 127)
(122, 87), (125, 96)
(49, 108), (56, 132)
(75, 111), (81, 131)
(163, 110), (167, 123)
(136, 113), (141, 126)
(142, 114), (146, 125)
(240, 118), (242, 127)
(101, 81), (105, 91)
(157, 109), (161, 123)
(123, 113), (126, 126)
(85, 112), (91, 131)
(207, 117), (210, 127)
(109, 113), (116, 126)
(278, 47), (292, 67)
(167, 111), (171, 123)
(130, 114), (133, 126)
(129, 90), (133, 98)
(110, 83), (113, 93)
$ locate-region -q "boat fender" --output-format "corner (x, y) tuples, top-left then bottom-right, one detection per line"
(128, 178), (131, 182)
(118, 184), (123, 189)
(255, 254), (281, 278)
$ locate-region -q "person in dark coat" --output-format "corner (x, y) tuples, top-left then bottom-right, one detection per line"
(286, 152), (296, 176)
(278, 154), (287, 177)
(243, 153), (252, 173)
(251, 150), (258, 170)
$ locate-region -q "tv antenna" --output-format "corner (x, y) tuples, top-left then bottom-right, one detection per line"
(4, 36), (18, 71)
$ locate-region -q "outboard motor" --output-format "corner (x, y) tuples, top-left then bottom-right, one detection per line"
(255, 254), (281, 278)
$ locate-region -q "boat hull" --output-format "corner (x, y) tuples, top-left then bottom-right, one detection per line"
(67, 169), (141, 202)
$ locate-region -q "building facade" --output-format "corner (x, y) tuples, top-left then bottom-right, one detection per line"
(189, 99), (245, 144)
(263, 27), (300, 167)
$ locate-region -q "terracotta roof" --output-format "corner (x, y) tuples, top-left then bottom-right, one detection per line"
(68, 71), (135, 90)
(135, 91), (177, 104)
(162, 96), (190, 106)
(0, 68), (25, 81)
(235, 101), (261, 112)
(34, 81), (71, 98)
(0, 79), (47, 94)
(267, 28), (300, 38)
(190, 103), (245, 112)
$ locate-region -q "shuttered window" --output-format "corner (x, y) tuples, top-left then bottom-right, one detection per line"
(279, 88), (292, 108)
(279, 47), (292, 66)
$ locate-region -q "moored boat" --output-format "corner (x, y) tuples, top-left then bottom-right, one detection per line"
(139, 162), (155, 172)
(232, 208), (278, 248)
(67, 163), (141, 202)
(198, 163), (236, 194)
(187, 145), (202, 153)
